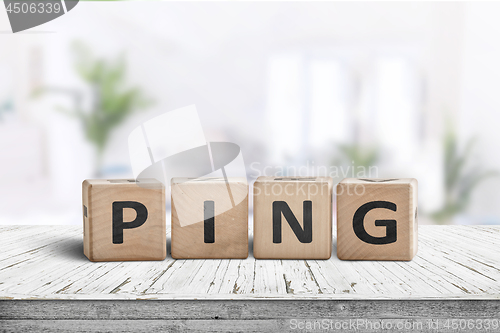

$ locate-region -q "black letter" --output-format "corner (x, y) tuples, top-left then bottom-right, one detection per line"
(204, 200), (215, 243)
(273, 201), (312, 243)
(112, 201), (148, 244)
(353, 201), (397, 245)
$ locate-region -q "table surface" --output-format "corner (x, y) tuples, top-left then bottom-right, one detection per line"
(0, 225), (499, 300)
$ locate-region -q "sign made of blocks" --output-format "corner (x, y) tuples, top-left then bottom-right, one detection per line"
(82, 179), (166, 262)
(253, 177), (333, 259)
(171, 177), (249, 259)
(336, 178), (418, 261)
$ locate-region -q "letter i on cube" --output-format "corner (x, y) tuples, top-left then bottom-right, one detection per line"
(170, 177), (249, 259)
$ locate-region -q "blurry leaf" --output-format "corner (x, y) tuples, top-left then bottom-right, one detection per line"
(431, 121), (498, 224)
(54, 105), (77, 118)
(30, 87), (45, 99)
(333, 143), (380, 169)
(64, 40), (153, 175)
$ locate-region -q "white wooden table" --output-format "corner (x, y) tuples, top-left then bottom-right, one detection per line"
(1, 225), (500, 332)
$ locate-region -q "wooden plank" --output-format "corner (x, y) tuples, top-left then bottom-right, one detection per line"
(2, 300), (500, 320)
(151, 259), (209, 294)
(206, 260), (233, 294)
(6, 318), (500, 333)
(0, 227), (61, 254)
(0, 228), (82, 268)
(1, 226), (500, 300)
(217, 258), (256, 295)
(416, 242), (500, 294)
(305, 260), (343, 294)
(354, 261), (412, 295)
(107, 260), (176, 295)
(329, 260), (381, 295)
(253, 259), (287, 294)
(0, 320), (280, 333)
(419, 238), (500, 290)
(0, 232), (88, 295)
(281, 260), (322, 294)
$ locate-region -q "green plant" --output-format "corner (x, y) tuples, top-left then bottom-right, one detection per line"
(431, 123), (498, 224)
(36, 41), (151, 176)
(0, 99), (13, 121)
(328, 142), (380, 180)
(332, 143), (380, 170)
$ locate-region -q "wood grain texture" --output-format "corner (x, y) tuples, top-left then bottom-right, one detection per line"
(337, 178), (418, 261)
(171, 177), (248, 259)
(2, 317), (500, 333)
(2, 300), (500, 332)
(253, 177), (333, 259)
(1, 225), (500, 300)
(82, 179), (166, 262)
(3, 300), (500, 319)
(2, 227), (500, 333)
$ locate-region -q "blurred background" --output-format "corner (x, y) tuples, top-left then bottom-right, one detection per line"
(0, 1), (499, 226)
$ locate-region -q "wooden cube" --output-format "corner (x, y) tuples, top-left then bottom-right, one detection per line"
(171, 177), (248, 259)
(82, 179), (166, 262)
(336, 178), (418, 261)
(253, 177), (333, 259)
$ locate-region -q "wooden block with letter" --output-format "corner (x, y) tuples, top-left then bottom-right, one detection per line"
(82, 179), (166, 262)
(171, 177), (248, 259)
(336, 178), (418, 261)
(253, 176), (333, 259)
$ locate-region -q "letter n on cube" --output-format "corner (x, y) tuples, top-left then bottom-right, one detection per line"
(253, 177), (333, 259)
